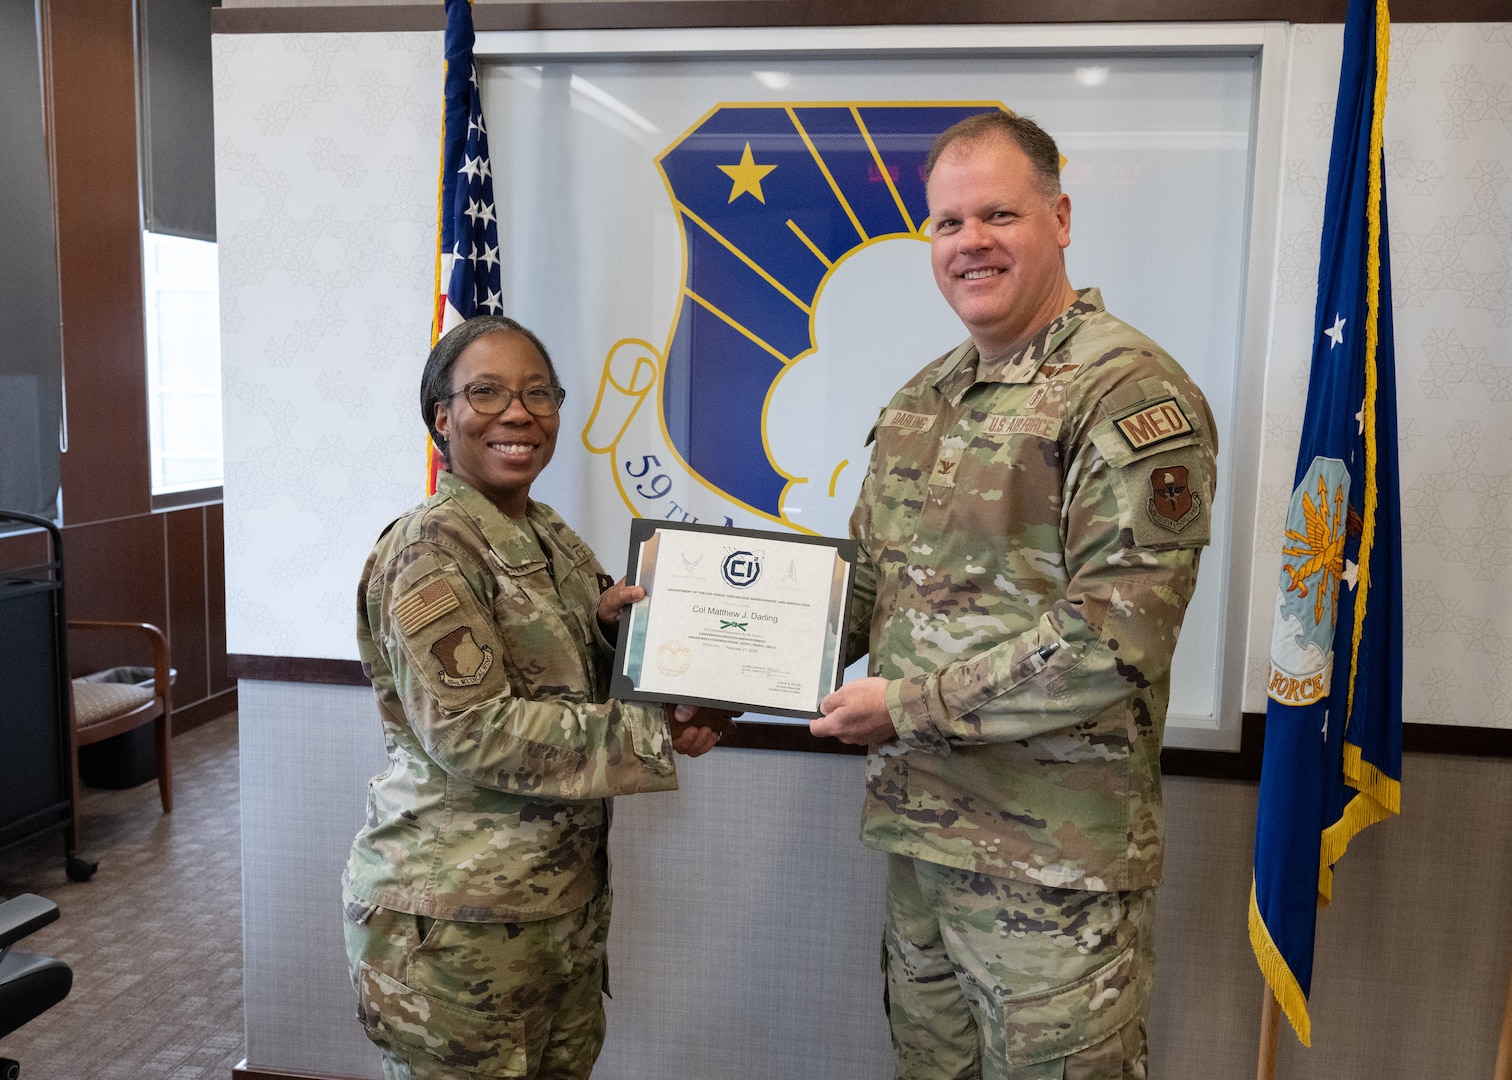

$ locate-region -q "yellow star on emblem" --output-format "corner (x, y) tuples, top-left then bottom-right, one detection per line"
(717, 142), (778, 204)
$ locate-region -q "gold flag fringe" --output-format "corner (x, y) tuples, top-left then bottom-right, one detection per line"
(1250, 878), (1313, 1046)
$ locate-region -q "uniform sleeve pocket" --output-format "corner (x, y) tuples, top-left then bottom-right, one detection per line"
(391, 566), (513, 714)
(357, 961), (530, 1077)
(1088, 399), (1214, 551)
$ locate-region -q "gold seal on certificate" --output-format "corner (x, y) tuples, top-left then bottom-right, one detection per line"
(610, 519), (856, 719)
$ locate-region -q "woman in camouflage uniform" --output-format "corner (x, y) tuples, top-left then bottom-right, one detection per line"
(341, 316), (727, 1079)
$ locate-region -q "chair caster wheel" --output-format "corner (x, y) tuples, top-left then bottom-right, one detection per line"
(66, 856), (98, 882)
(1, 1055), (20, 1079)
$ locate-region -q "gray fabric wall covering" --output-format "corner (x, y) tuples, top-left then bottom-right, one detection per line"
(241, 680), (1512, 1079)
(0, 3), (63, 521)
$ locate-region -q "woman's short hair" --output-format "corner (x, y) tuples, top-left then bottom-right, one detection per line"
(923, 110), (1062, 201)
(420, 315), (558, 462)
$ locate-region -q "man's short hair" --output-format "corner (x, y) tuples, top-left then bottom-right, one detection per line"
(420, 315), (558, 463)
(924, 110), (1062, 200)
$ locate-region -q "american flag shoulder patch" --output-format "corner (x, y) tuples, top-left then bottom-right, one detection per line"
(394, 578), (460, 635)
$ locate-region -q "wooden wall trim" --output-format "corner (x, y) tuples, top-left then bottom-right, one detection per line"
(232, 1060), (367, 1080)
(212, 0), (1507, 35)
(228, 658), (1512, 769)
(229, 653), (368, 684)
(173, 686), (238, 735)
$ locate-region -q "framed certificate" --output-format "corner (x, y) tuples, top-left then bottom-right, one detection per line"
(611, 519), (856, 719)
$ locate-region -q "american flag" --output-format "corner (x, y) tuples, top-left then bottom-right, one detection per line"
(430, 0), (501, 488)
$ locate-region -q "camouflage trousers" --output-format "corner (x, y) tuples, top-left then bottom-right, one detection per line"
(342, 886), (611, 1080)
(883, 855), (1154, 1080)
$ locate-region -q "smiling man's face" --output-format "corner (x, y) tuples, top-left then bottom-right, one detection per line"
(927, 134), (1075, 358)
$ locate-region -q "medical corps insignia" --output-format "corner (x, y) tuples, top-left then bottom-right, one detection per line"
(431, 625), (494, 687)
(1147, 465), (1201, 531)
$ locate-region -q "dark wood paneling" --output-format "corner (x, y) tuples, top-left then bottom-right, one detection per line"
(174, 686), (237, 735)
(28, 0), (233, 731)
(726, 723), (865, 755)
(166, 505), (209, 706)
(62, 515), (167, 678)
(212, 0), (1510, 35)
(228, 653), (368, 684)
(49, 0), (151, 526)
(0, 529), (51, 574)
(1403, 723), (1512, 757)
(206, 501), (231, 695)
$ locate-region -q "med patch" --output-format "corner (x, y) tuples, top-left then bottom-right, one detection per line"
(1113, 398), (1193, 452)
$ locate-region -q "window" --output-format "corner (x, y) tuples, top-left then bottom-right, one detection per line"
(142, 230), (222, 497)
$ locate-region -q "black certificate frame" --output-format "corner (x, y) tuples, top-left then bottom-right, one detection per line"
(610, 518), (857, 721)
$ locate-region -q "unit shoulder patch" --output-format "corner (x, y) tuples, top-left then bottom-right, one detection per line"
(431, 625), (495, 687)
(1146, 465), (1202, 532)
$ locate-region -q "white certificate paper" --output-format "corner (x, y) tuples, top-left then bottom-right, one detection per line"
(611, 520), (856, 719)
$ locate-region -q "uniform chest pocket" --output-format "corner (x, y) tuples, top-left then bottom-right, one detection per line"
(937, 420), (1065, 543)
(868, 426), (942, 545)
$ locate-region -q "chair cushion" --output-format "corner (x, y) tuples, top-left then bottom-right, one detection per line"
(71, 680), (155, 727)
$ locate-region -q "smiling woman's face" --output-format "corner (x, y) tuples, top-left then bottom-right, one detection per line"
(434, 331), (559, 519)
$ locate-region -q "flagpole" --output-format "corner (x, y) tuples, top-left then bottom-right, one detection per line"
(1257, 987), (1281, 1080)
(1493, 947), (1512, 1080)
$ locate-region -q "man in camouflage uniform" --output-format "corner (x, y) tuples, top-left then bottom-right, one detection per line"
(812, 113), (1217, 1079)
(343, 316), (724, 1079)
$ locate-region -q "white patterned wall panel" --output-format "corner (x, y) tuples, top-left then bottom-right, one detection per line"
(216, 26), (1512, 684)
(1247, 25), (1512, 726)
(215, 32), (440, 658)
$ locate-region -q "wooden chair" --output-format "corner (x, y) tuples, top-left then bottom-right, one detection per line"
(67, 621), (173, 844)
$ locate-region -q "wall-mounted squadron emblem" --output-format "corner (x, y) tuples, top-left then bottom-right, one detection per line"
(582, 102), (1009, 535)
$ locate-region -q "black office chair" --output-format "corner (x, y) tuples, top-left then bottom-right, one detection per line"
(0, 894), (72, 1079)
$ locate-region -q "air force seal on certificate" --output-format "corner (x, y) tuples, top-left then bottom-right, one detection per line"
(655, 640), (692, 677)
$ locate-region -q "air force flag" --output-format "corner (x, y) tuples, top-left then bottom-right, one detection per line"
(1250, 0), (1403, 1047)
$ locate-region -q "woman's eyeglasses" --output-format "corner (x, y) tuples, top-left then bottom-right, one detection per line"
(447, 383), (566, 418)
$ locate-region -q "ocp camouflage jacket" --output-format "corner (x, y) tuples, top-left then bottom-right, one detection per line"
(344, 472), (677, 922)
(849, 289), (1218, 892)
